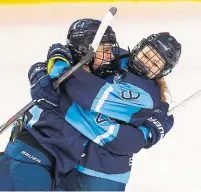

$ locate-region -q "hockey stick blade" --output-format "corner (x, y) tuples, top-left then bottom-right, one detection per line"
(0, 6), (117, 135)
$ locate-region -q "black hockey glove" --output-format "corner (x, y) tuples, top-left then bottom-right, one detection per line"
(28, 62), (59, 110)
(144, 102), (174, 148)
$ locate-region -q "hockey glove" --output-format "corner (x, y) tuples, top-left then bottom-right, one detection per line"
(144, 102), (174, 148)
(28, 62), (59, 110)
(47, 43), (73, 79)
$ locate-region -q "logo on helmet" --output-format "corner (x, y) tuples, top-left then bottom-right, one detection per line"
(157, 40), (170, 51)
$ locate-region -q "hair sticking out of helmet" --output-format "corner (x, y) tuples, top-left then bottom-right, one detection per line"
(128, 32), (181, 79)
(66, 18), (119, 78)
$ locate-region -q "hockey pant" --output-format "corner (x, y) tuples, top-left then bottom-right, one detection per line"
(0, 119), (55, 190)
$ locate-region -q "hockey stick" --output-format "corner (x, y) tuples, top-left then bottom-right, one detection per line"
(168, 89), (201, 116)
(0, 7), (117, 135)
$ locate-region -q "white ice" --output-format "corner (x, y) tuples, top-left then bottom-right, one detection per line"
(0, 7), (201, 192)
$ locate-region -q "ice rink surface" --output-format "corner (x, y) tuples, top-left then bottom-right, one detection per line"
(0, 3), (201, 191)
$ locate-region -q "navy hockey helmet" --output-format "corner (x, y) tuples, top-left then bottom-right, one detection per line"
(67, 18), (119, 78)
(128, 32), (181, 79)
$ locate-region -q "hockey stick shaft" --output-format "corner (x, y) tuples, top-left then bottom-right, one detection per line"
(168, 89), (201, 116)
(0, 7), (117, 135)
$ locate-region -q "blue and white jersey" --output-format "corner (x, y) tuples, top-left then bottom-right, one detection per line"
(64, 101), (147, 155)
(63, 67), (161, 127)
(24, 47), (161, 185)
(49, 59), (160, 154)
(48, 57), (160, 184)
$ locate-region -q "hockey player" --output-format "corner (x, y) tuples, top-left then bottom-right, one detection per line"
(0, 20), (133, 190)
(31, 19), (180, 190)
(47, 20), (180, 191)
(0, 19), (180, 191)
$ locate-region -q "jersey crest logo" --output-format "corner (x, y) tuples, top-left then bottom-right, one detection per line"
(95, 113), (115, 125)
(121, 90), (140, 100)
(113, 73), (124, 83)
